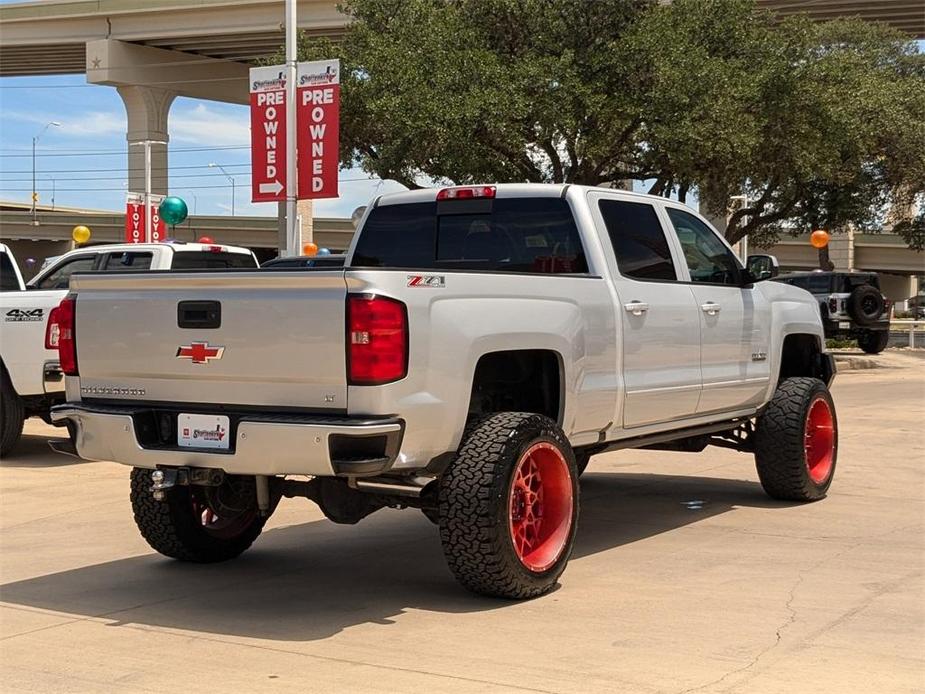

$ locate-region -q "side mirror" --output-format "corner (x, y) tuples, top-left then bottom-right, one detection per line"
(745, 254), (780, 282)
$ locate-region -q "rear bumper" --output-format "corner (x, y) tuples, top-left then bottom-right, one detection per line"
(50, 403), (404, 477)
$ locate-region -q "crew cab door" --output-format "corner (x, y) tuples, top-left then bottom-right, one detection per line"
(590, 193), (702, 428)
(663, 206), (770, 414)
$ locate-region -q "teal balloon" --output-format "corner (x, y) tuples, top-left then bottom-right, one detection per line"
(318, 247), (332, 256)
(158, 196), (188, 226)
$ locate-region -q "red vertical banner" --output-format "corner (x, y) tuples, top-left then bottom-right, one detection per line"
(249, 65), (287, 203)
(297, 59), (340, 199)
(149, 194), (166, 242)
(125, 193), (145, 243)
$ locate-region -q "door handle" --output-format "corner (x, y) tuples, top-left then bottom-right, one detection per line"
(624, 301), (649, 316)
(701, 302), (721, 316)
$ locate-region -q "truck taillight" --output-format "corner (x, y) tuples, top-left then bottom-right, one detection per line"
(828, 297), (838, 313)
(436, 185), (496, 200)
(44, 306), (61, 349)
(347, 295), (407, 385)
(55, 296), (78, 376)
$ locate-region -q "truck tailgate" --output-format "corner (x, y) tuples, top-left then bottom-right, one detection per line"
(70, 271), (348, 409)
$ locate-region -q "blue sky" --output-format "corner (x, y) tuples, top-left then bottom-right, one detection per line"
(0, 73), (404, 218)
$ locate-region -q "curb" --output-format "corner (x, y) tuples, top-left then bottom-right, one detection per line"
(833, 354), (879, 371)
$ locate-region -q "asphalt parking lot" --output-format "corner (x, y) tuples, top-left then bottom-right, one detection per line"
(1, 352), (922, 693)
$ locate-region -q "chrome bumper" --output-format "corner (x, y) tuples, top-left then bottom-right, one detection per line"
(51, 403), (404, 477)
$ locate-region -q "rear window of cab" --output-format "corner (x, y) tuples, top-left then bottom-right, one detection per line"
(351, 198), (588, 274)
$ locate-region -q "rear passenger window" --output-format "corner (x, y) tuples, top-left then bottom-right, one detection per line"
(170, 252), (258, 270)
(103, 252), (152, 271)
(353, 198), (588, 274)
(807, 275), (831, 293)
(598, 199), (676, 281)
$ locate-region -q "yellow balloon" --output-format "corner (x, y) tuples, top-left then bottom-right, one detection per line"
(72, 225), (91, 244)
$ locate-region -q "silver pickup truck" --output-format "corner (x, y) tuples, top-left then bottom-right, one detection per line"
(52, 184), (837, 598)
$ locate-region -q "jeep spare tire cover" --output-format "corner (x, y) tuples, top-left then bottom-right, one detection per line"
(847, 285), (884, 326)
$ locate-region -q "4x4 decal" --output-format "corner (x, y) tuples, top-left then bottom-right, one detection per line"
(4, 308), (43, 323)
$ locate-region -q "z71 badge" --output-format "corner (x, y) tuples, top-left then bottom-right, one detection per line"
(5, 308), (43, 322)
(407, 274), (445, 288)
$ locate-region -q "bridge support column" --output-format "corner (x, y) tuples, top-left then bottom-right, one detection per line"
(117, 85), (175, 196)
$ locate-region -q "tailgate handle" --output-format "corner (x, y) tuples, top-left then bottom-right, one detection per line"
(178, 300), (221, 329)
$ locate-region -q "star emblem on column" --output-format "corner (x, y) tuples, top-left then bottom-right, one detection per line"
(90, 56), (101, 69)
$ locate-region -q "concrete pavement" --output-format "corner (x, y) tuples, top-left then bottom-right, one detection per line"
(1, 353), (923, 693)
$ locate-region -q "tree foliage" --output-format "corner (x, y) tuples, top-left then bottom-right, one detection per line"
(282, 0), (925, 247)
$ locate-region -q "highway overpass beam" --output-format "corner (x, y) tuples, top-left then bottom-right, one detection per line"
(85, 38), (250, 197)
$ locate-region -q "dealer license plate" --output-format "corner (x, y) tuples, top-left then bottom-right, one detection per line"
(177, 414), (231, 450)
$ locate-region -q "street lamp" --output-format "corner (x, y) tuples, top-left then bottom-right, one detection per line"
(32, 121), (61, 223)
(209, 162), (235, 216)
(730, 193), (749, 261)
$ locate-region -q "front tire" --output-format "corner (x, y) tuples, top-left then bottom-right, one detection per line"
(130, 468), (269, 562)
(438, 413), (579, 599)
(857, 330), (889, 354)
(0, 369), (25, 457)
(754, 378), (837, 501)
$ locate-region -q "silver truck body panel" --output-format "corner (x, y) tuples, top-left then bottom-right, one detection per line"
(70, 271), (348, 409)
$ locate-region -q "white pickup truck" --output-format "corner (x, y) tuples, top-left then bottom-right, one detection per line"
(51, 185), (837, 598)
(0, 241), (258, 455)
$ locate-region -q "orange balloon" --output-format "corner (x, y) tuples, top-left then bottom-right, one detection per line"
(810, 229), (830, 249)
(302, 242), (318, 257)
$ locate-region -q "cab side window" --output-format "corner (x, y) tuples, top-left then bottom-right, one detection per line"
(599, 199), (677, 281)
(102, 252), (153, 271)
(666, 208), (741, 285)
(34, 256), (97, 290)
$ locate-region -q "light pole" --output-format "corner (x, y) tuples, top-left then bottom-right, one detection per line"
(209, 162), (235, 216)
(32, 121), (61, 224)
(129, 139), (167, 242)
(730, 193), (749, 261)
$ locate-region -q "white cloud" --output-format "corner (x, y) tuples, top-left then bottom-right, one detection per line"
(2, 109), (125, 139)
(169, 103), (249, 147)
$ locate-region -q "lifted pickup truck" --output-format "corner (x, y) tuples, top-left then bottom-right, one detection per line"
(0, 241), (257, 455)
(52, 185), (837, 598)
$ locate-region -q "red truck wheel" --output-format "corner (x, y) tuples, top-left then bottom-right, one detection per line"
(130, 468), (269, 562)
(438, 412), (579, 598)
(754, 377), (838, 501)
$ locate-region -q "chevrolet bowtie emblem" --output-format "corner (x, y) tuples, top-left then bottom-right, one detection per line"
(176, 342), (225, 364)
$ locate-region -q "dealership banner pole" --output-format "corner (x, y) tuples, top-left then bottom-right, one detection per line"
(285, 0), (298, 256)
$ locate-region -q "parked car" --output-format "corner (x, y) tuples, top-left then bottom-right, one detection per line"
(51, 184), (836, 598)
(773, 271), (891, 353)
(0, 241), (258, 455)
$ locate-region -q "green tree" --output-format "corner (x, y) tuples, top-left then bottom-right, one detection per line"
(282, 0), (925, 248)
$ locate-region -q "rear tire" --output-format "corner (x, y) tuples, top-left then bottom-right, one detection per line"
(857, 330), (889, 354)
(438, 413), (579, 599)
(130, 468), (269, 562)
(1, 369), (25, 457)
(754, 378), (837, 501)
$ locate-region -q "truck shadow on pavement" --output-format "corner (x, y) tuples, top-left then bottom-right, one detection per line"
(0, 434), (82, 468)
(0, 470), (796, 642)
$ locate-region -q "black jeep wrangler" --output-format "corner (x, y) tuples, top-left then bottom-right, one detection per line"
(774, 271), (892, 354)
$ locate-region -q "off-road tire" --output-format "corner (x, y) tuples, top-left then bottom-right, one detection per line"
(754, 378), (837, 501)
(438, 412), (579, 599)
(847, 285), (884, 326)
(857, 330), (889, 354)
(130, 468), (268, 562)
(0, 368), (25, 457)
